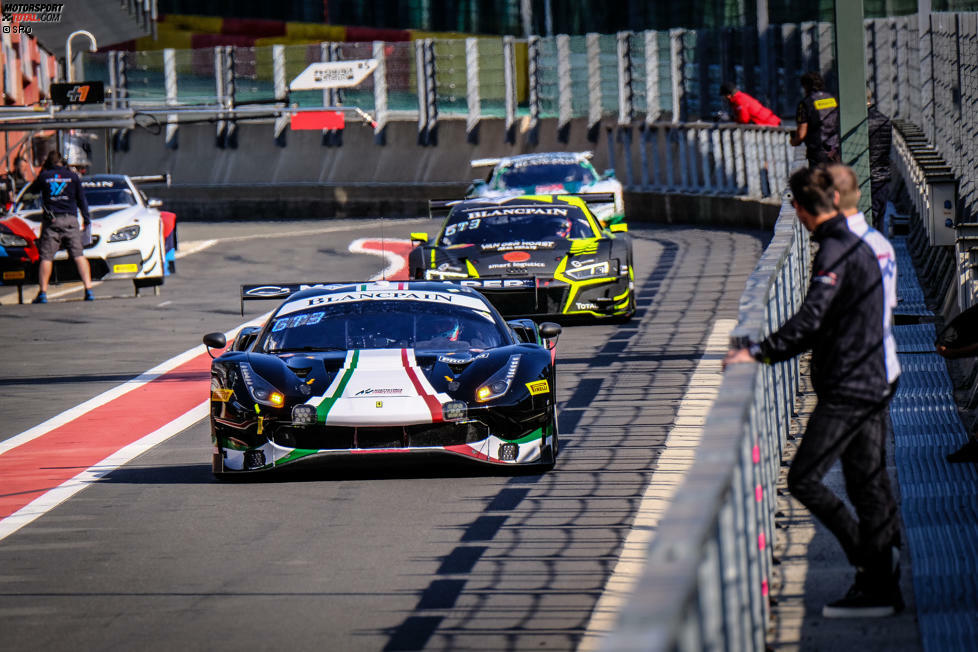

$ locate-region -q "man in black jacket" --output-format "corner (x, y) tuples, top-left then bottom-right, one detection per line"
(725, 166), (903, 617)
(26, 150), (94, 303)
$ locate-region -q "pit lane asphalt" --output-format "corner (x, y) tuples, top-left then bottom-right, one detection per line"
(0, 218), (767, 651)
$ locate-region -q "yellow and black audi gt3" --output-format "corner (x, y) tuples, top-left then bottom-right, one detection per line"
(408, 194), (635, 321)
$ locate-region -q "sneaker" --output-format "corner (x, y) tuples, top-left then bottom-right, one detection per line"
(84, 289), (95, 301)
(946, 439), (978, 463)
(31, 291), (47, 304)
(822, 580), (904, 618)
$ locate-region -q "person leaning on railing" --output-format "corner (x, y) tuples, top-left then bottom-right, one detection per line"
(724, 165), (904, 619)
(719, 81), (782, 126)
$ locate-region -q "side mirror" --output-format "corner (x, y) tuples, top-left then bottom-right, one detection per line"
(410, 232), (429, 244)
(602, 169), (616, 180)
(147, 198), (163, 208)
(507, 318), (537, 344)
(609, 223), (628, 233)
(203, 332), (227, 358)
(538, 322), (562, 350)
(232, 326), (262, 352)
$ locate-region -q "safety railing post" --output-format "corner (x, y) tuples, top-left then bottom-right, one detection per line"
(556, 34), (572, 142)
(164, 48), (178, 149)
(744, 130), (761, 198)
(527, 35), (541, 145)
(465, 38), (481, 144)
(721, 128), (736, 193)
(426, 39), (439, 146)
(616, 32), (634, 186)
(586, 32), (602, 142)
(710, 127), (723, 190)
(669, 28), (684, 122)
(272, 44), (288, 145)
(644, 30), (660, 123)
(321, 42), (343, 147)
(214, 46), (226, 147)
(638, 125), (651, 188)
(415, 39), (438, 146)
(116, 51), (131, 153)
(699, 126), (712, 193)
(503, 35), (517, 144)
(616, 31), (633, 127)
(664, 126), (677, 191)
(372, 40), (388, 144)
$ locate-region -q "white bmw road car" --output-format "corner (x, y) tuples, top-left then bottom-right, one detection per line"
(1, 174), (177, 293)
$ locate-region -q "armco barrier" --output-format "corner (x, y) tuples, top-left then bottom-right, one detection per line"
(603, 194), (809, 651)
(98, 116), (782, 225)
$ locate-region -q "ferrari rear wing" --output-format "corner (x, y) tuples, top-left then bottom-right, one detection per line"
(130, 173), (171, 187)
(240, 282), (334, 315)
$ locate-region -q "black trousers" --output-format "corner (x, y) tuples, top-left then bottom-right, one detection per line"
(787, 390), (901, 580)
(871, 177), (891, 230)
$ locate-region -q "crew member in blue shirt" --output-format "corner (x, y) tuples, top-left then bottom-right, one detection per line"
(26, 150), (94, 303)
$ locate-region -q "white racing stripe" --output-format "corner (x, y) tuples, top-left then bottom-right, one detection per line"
(0, 404), (209, 542)
(577, 318), (736, 651)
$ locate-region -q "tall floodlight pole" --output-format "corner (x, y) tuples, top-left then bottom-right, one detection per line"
(66, 30), (98, 82)
(834, 1), (872, 217)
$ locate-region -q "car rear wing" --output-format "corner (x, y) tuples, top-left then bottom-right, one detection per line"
(470, 158), (501, 168)
(239, 281), (438, 315)
(240, 282), (331, 315)
(130, 174), (171, 187)
(428, 192), (615, 218)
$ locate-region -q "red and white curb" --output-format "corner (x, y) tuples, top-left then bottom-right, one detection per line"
(0, 235), (415, 543)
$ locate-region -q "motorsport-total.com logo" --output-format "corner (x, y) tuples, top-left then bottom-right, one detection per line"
(1, 3), (64, 34)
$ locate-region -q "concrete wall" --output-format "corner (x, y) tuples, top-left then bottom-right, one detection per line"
(100, 116), (779, 228)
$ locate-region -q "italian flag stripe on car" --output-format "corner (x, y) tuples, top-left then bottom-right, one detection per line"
(316, 349), (360, 422)
(400, 348), (444, 422)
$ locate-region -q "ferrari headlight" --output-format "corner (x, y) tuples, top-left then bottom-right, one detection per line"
(475, 355), (520, 403)
(442, 401), (467, 421)
(0, 232), (29, 247)
(239, 363), (285, 407)
(425, 269), (468, 280)
(292, 404), (317, 425)
(565, 260), (612, 280)
(109, 225), (140, 242)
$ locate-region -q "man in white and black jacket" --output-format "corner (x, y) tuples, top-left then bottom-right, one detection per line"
(725, 165), (903, 618)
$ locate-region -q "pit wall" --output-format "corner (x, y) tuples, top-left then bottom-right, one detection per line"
(98, 116), (780, 229)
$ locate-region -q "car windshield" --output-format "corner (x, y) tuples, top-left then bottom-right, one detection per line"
(84, 188), (137, 207)
(81, 179), (137, 207)
(439, 204), (595, 246)
(12, 179), (137, 215)
(497, 161), (595, 188)
(261, 299), (507, 353)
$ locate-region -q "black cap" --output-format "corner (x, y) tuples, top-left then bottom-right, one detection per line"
(720, 81), (736, 96)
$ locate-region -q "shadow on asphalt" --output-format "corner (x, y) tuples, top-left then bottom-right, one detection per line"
(101, 457), (551, 485)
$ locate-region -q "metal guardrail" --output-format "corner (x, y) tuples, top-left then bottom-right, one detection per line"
(617, 122), (793, 199)
(603, 192), (810, 651)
